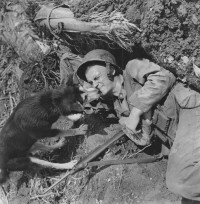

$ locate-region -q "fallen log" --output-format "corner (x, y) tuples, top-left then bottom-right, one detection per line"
(0, 2), (51, 63)
(34, 4), (141, 52)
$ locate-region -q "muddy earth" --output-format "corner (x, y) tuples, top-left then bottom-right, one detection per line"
(1, 0), (200, 203)
(2, 114), (180, 204)
(70, 0), (200, 91)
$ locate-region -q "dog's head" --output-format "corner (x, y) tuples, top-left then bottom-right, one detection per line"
(53, 85), (84, 120)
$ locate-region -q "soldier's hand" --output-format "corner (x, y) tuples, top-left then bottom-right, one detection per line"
(79, 85), (101, 102)
(119, 107), (143, 133)
(85, 87), (101, 102)
(119, 116), (141, 134)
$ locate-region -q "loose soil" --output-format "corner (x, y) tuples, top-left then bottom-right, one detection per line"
(70, 0), (200, 91)
(1, 113), (180, 204)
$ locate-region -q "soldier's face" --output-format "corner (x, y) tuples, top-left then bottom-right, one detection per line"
(85, 65), (114, 96)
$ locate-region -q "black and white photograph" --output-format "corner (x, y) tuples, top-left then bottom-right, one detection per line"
(0, 0), (200, 203)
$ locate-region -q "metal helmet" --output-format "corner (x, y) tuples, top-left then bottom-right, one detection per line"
(76, 49), (122, 81)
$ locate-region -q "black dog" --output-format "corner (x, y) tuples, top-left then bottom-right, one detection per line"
(0, 85), (87, 184)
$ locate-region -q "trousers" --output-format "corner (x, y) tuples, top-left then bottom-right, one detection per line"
(166, 84), (200, 201)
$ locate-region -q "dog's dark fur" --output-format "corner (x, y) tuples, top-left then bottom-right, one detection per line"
(0, 84), (85, 184)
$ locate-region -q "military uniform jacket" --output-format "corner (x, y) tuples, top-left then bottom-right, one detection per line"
(114, 59), (176, 117)
(113, 59), (200, 140)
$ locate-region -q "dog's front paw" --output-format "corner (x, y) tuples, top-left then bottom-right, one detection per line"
(75, 124), (88, 135)
(64, 160), (78, 169)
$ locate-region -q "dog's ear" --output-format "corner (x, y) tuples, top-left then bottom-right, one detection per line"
(64, 73), (82, 87)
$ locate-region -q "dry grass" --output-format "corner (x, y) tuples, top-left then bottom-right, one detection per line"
(0, 43), (20, 128)
(80, 10), (142, 52)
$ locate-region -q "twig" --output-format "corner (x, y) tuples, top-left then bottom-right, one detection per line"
(42, 171), (72, 194)
(128, 144), (151, 158)
(2, 64), (13, 77)
(122, 151), (128, 160)
(41, 70), (47, 88)
(49, 70), (60, 82)
(9, 92), (13, 114)
(30, 192), (56, 200)
(41, 198), (49, 203)
(0, 118), (7, 127)
(0, 97), (9, 100)
(0, 45), (3, 58)
(71, 175), (83, 180)
(11, 96), (17, 107)
(46, 177), (60, 181)
(50, 70), (59, 76)
(89, 0), (109, 13)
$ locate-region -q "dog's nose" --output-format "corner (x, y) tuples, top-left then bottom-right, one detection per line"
(77, 101), (84, 110)
(71, 102), (84, 113)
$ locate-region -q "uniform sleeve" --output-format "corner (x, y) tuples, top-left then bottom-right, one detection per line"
(126, 59), (176, 113)
(172, 83), (200, 108)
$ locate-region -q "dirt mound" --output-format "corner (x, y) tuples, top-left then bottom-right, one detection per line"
(70, 0), (200, 91)
(2, 112), (180, 204)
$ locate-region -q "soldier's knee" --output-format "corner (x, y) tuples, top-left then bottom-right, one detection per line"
(166, 162), (190, 198)
(166, 167), (200, 201)
(166, 170), (182, 195)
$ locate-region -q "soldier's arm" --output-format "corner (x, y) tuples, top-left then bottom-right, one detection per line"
(126, 59), (176, 113)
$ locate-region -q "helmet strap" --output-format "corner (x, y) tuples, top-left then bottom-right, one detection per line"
(105, 62), (110, 70)
(106, 62), (115, 81)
